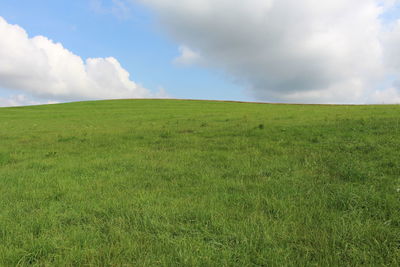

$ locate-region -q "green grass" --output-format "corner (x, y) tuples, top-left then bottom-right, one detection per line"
(0, 99), (399, 266)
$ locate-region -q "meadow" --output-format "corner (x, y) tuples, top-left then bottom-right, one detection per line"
(0, 99), (399, 266)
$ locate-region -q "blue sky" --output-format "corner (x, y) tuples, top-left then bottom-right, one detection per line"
(0, 0), (248, 103)
(0, 0), (399, 105)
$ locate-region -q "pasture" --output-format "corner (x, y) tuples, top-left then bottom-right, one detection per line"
(0, 100), (399, 266)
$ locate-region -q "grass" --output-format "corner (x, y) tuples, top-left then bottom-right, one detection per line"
(0, 99), (399, 266)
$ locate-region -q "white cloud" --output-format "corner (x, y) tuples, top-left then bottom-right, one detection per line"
(383, 19), (400, 70)
(370, 88), (400, 104)
(0, 94), (58, 107)
(0, 16), (162, 105)
(174, 45), (202, 66)
(90, 0), (132, 20)
(137, 0), (400, 103)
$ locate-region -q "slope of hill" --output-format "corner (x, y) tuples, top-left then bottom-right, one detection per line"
(0, 99), (399, 265)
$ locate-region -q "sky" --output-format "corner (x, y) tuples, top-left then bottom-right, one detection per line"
(0, 0), (400, 106)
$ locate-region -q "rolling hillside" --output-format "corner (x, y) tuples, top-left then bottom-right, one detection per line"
(0, 100), (399, 266)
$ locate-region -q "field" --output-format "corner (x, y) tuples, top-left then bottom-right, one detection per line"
(0, 99), (399, 266)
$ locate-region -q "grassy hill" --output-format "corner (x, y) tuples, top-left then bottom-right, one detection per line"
(0, 99), (399, 266)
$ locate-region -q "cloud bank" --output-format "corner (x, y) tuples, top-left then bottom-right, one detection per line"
(0, 16), (162, 104)
(139, 0), (400, 103)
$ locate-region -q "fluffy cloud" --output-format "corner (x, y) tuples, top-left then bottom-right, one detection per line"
(0, 94), (38, 107)
(0, 16), (162, 104)
(138, 0), (400, 103)
(0, 94), (58, 107)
